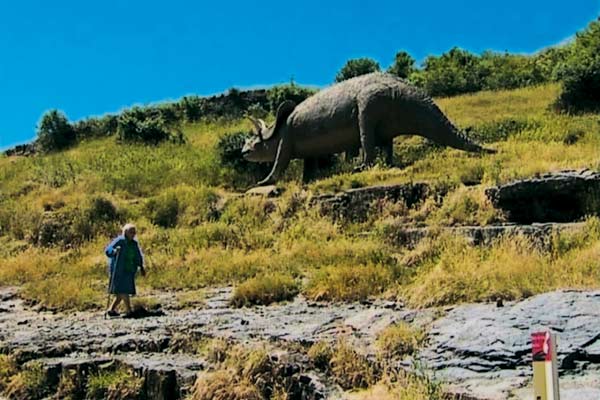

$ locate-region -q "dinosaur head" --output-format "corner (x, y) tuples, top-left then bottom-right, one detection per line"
(242, 101), (296, 162)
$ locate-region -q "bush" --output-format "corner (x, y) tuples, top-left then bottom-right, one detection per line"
(117, 107), (184, 144)
(335, 58), (381, 82)
(217, 131), (272, 188)
(266, 82), (316, 111)
(36, 110), (76, 153)
(145, 193), (180, 228)
(387, 51), (416, 79)
(555, 20), (600, 113)
(418, 48), (483, 97)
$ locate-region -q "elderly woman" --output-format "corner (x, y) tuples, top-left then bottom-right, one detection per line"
(105, 223), (146, 317)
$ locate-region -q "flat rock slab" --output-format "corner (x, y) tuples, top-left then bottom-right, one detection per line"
(420, 290), (600, 399)
(486, 169), (600, 223)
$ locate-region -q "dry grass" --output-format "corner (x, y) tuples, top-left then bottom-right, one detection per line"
(0, 355), (17, 393)
(402, 218), (600, 308)
(304, 262), (403, 302)
(376, 322), (426, 360)
(230, 272), (299, 307)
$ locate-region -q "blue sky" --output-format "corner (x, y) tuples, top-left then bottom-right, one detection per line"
(0, 1), (598, 150)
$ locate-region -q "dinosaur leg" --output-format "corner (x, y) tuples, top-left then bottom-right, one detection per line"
(358, 107), (377, 168)
(384, 139), (394, 166)
(303, 157), (318, 183)
(257, 135), (293, 186)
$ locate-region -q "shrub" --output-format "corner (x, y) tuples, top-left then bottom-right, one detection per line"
(216, 131), (272, 188)
(418, 48), (483, 96)
(145, 193), (180, 228)
(335, 58), (381, 82)
(555, 20), (600, 113)
(267, 82), (316, 111)
(117, 107), (184, 144)
(387, 51), (416, 79)
(36, 110), (76, 153)
(230, 273), (299, 307)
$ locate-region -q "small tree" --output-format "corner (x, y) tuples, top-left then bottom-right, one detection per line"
(267, 82), (317, 111)
(36, 110), (76, 152)
(555, 20), (600, 113)
(335, 58), (381, 82)
(388, 51), (416, 79)
(419, 48), (483, 96)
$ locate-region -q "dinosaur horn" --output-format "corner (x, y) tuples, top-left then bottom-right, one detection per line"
(247, 116), (261, 135)
(247, 116), (267, 141)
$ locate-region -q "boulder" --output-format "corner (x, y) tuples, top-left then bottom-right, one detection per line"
(486, 170), (600, 223)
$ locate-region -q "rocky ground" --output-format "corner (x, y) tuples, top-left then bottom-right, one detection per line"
(2, 286), (600, 399)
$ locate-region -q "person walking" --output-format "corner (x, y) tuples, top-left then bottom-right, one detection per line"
(105, 223), (146, 317)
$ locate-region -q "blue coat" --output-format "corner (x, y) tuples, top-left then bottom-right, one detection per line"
(105, 235), (144, 295)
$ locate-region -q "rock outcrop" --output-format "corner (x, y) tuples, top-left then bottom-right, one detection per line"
(384, 222), (585, 248)
(486, 170), (600, 223)
(311, 183), (430, 222)
(420, 290), (600, 399)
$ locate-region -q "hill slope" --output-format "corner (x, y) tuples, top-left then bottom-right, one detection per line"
(0, 83), (599, 312)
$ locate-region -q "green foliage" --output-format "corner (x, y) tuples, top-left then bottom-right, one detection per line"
(418, 48), (484, 97)
(555, 21), (600, 113)
(145, 192), (180, 228)
(36, 110), (76, 153)
(117, 106), (184, 144)
(266, 82), (316, 111)
(216, 131), (272, 188)
(387, 51), (416, 79)
(335, 58), (381, 82)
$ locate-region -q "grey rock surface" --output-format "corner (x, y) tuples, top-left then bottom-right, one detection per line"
(420, 290), (600, 399)
(4, 287), (600, 399)
(486, 169), (600, 223)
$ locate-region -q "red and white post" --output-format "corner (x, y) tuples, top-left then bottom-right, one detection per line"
(532, 331), (560, 400)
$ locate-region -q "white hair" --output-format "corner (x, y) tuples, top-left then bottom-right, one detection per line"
(122, 223), (137, 237)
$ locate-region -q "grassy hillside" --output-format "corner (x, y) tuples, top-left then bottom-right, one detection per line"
(1, 83), (599, 311)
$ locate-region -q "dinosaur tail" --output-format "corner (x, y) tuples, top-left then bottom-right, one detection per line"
(419, 98), (496, 154)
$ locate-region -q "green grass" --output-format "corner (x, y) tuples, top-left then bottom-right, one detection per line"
(1, 83), (600, 311)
